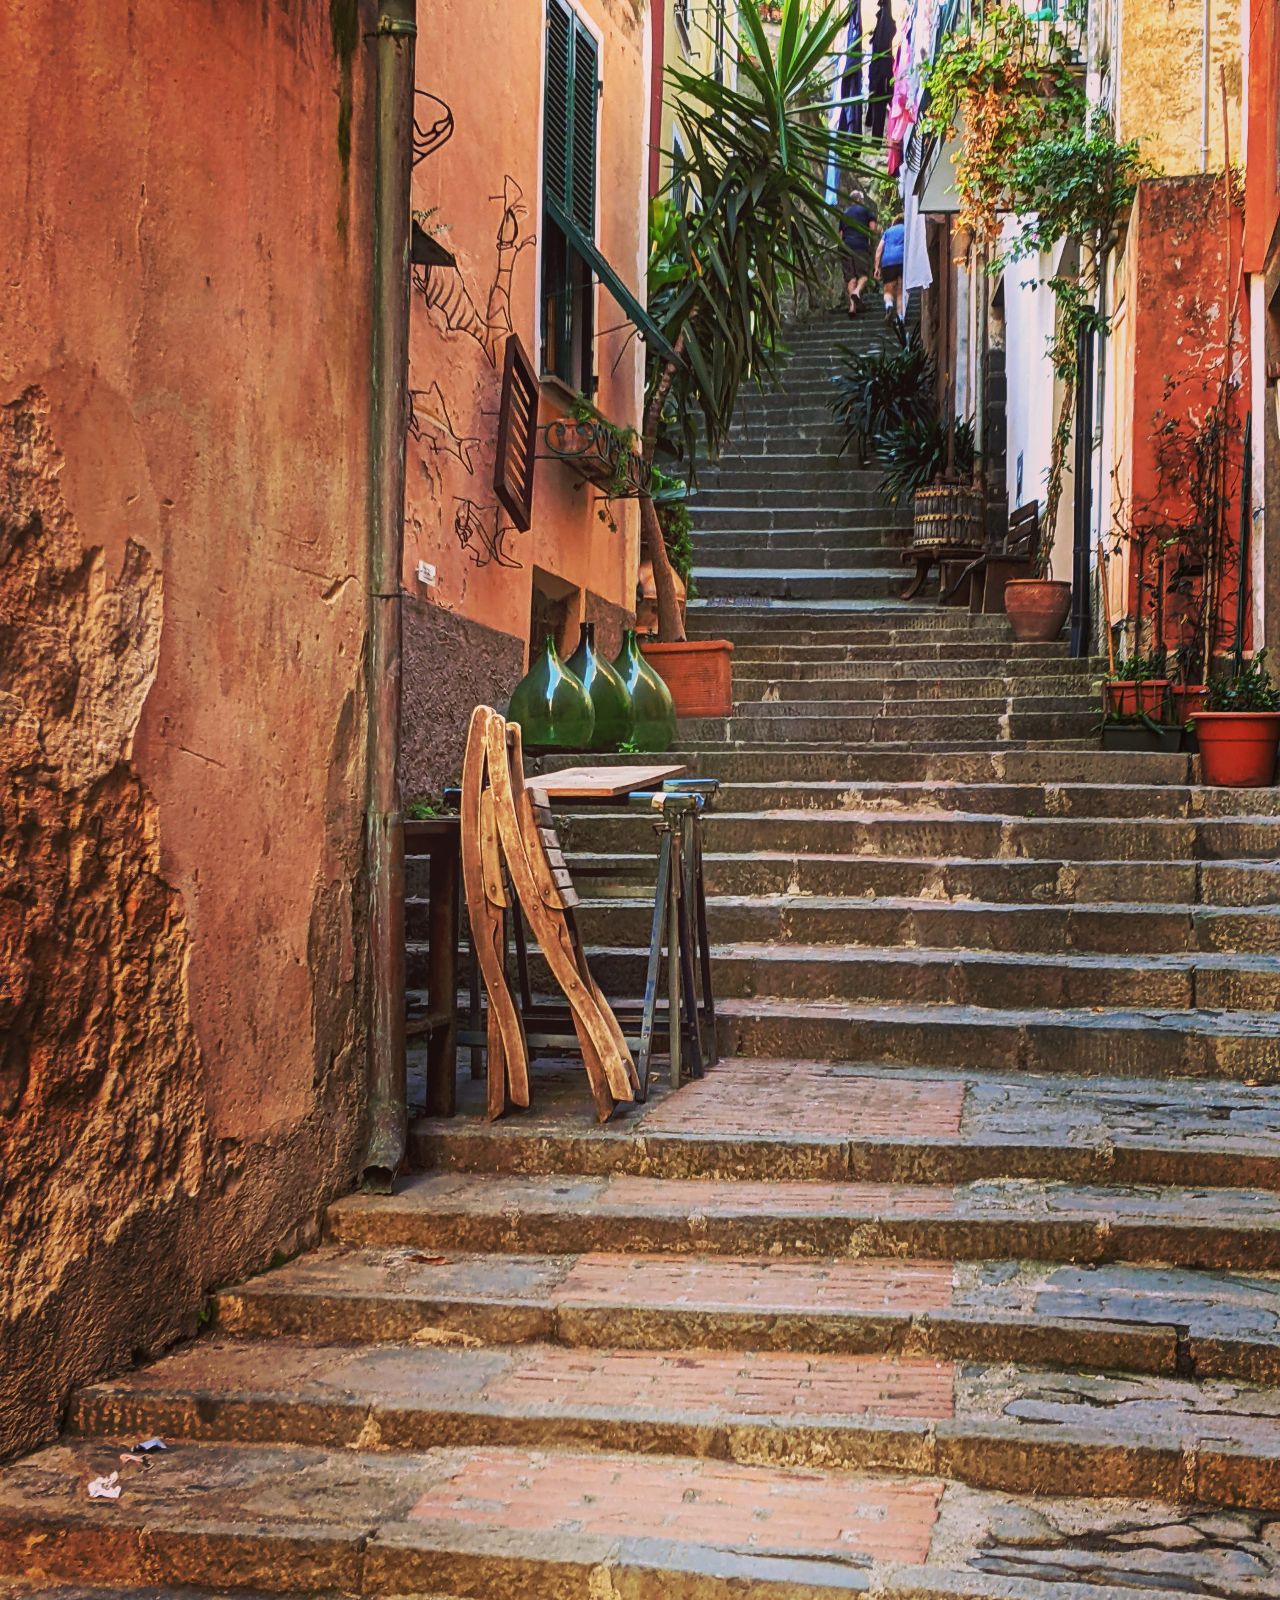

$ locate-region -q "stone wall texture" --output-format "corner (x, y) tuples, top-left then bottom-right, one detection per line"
(0, 0), (377, 1460)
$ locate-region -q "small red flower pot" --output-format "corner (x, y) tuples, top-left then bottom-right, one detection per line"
(1172, 684), (1208, 724)
(1192, 711), (1280, 786)
(640, 639), (735, 718)
(1138, 678), (1170, 717)
(1103, 681), (1138, 716)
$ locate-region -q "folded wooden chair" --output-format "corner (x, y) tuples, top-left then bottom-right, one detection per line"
(946, 500), (1041, 614)
(461, 705), (637, 1122)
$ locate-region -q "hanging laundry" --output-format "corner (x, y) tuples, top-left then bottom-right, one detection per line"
(837, 0), (863, 138)
(867, 0), (895, 140)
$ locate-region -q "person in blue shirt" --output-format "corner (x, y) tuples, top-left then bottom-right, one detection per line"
(839, 193), (877, 316)
(875, 214), (906, 328)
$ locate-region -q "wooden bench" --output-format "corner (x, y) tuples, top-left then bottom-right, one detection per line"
(946, 500), (1041, 614)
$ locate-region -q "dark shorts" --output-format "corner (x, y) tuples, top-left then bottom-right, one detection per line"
(842, 249), (871, 280)
(881, 262), (903, 285)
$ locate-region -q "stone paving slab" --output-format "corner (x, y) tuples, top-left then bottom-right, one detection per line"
(325, 1171), (1280, 1269)
(408, 1059), (1280, 1190)
(65, 1336), (1280, 1508)
(1, 1439), (1277, 1598)
(715, 995), (1280, 1081)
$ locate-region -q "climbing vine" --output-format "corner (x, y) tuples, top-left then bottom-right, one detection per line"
(923, 4), (1152, 571)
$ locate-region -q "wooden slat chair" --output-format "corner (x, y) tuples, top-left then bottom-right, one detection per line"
(948, 500), (1041, 614)
(460, 705), (638, 1123)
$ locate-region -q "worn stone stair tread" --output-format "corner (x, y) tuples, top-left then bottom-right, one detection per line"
(321, 1169), (1280, 1270)
(5, 1439), (1275, 1599)
(64, 1336), (1280, 1509)
(215, 1243), (1280, 1383)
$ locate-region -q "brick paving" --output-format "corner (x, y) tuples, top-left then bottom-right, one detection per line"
(640, 1058), (966, 1138)
(553, 1253), (956, 1314)
(407, 1448), (945, 1563)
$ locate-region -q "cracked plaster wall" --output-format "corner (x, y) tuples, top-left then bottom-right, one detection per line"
(0, 1), (376, 1459)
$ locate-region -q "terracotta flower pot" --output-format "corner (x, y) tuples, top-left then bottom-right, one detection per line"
(640, 639), (735, 718)
(1172, 684), (1208, 724)
(1103, 680), (1139, 717)
(1138, 678), (1170, 717)
(1192, 711), (1280, 787)
(1003, 578), (1071, 643)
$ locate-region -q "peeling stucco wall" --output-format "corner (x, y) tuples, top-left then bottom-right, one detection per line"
(0, 0), (377, 1460)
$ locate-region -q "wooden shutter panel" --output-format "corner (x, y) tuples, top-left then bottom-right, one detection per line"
(544, 0), (573, 215)
(570, 23), (598, 236)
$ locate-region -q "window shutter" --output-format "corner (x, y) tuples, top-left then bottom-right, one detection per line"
(544, 0), (573, 216)
(570, 25), (598, 236)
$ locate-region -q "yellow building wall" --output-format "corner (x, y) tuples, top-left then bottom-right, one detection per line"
(1117, 0), (1242, 174)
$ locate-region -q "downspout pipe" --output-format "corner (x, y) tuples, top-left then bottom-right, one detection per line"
(362, 0), (416, 1192)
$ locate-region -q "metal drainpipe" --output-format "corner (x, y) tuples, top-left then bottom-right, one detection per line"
(361, 0), (416, 1192)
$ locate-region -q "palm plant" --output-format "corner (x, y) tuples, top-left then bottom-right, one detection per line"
(640, 0), (871, 641)
(876, 413), (976, 507)
(831, 333), (936, 467)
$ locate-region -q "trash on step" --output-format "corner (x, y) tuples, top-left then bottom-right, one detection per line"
(87, 1472), (122, 1500)
(119, 1452), (146, 1465)
(134, 1437), (167, 1453)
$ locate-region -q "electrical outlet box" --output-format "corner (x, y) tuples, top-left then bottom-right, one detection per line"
(416, 561), (437, 587)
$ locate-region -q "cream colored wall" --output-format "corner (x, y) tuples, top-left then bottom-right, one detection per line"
(1117, 0), (1242, 174)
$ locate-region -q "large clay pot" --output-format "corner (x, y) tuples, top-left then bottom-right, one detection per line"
(640, 639), (735, 718)
(1003, 578), (1071, 643)
(1192, 711), (1280, 786)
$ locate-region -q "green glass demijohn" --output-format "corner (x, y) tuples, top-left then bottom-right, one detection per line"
(507, 634), (595, 753)
(566, 621), (634, 752)
(611, 628), (677, 753)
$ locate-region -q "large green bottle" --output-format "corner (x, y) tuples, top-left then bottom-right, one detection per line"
(566, 622), (634, 752)
(612, 628), (676, 753)
(507, 634), (595, 753)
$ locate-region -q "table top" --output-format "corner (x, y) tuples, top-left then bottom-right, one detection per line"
(527, 762), (687, 800)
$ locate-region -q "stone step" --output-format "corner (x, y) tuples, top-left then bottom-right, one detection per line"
(409, 1058), (1280, 1191)
(689, 507), (899, 530)
(716, 996), (1280, 1082)
(720, 640), (1073, 659)
(64, 1335), (1280, 1513)
(214, 1242), (1280, 1387)
(734, 674), (1097, 701)
(726, 694), (1096, 718)
(571, 942), (1280, 1013)
(566, 849), (1271, 905)
(733, 660), (1093, 683)
(693, 570), (903, 601)
(556, 893), (1280, 955)
(7, 1436), (1275, 1597)
(680, 711), (1097, 744)
(568, 809), (1257, 863)
(698, 543), (909, 571)
(531, 746), (1188, 784)
(324, 1172), (1280, 1269)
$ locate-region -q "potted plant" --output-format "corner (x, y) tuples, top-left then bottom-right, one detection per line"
(1192, 653), (1280, 787)
(636, 0), (868, 717)
(1104, 652), (1168, 717)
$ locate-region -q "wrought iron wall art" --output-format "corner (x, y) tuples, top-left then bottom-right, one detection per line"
(453, 497), (522, 571)
(409, 381), (480, 474)
(413, 90), (454, 166)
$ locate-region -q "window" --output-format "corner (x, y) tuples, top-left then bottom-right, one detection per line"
(541, 0), (599, 391)
(674, 0), (693, 55)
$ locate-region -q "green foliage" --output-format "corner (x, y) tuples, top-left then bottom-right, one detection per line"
(651, 465), (696, 588)
(1001, 114), (1151, 263)
(1110, 652), (1165, 683)
(647, 0), (872, 468)
(1205, 652), (1280, 713)
(876, 413), (976, 507)
(405, 796), (443, 820)
(830, 333), (936, 466)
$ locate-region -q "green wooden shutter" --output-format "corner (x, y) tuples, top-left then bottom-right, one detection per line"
(570, 25), (598, 237)
(544, 0), (573, 216)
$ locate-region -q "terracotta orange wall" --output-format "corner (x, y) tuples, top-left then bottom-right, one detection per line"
(1114, 177), (1248, 659)
(1245, 0), (1280, 275)
(1, 0), (376, 1458)
(400, 0), (647, 794)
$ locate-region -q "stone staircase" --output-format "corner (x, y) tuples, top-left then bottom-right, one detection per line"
(5, 314), (1280, 1596)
